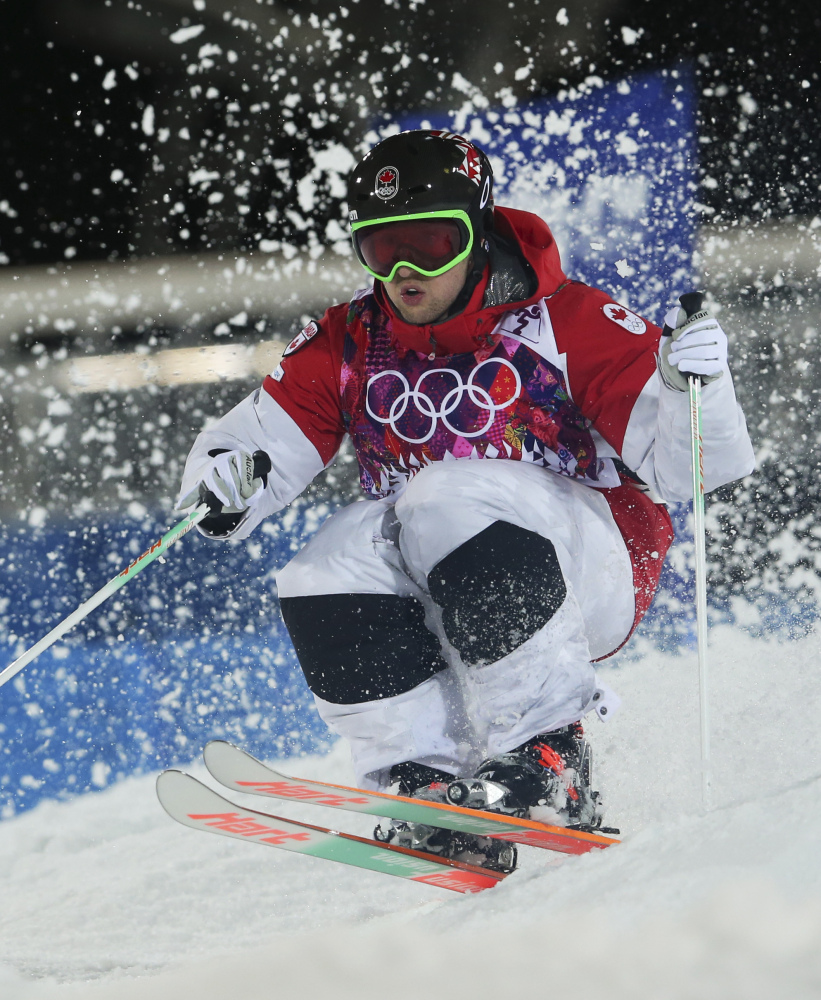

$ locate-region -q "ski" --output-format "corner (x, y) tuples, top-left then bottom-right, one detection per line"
(202, 740), (619, 856)
(156, 770), (505, 894)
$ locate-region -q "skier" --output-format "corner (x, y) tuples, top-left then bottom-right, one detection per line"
(177, 130), (755, 871)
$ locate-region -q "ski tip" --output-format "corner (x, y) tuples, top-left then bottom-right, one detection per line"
(203, 739), (269, 782)
(155, 769), (190, 816)
(204, 739), (237, 776)
(203, 738), (252, 765)
(156, 768), (185, 788)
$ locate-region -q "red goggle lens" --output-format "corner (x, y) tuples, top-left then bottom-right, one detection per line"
(356, 219), (466, 277)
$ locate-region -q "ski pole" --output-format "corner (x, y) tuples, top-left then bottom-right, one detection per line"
(689, 355), (712, 812)
(0, 450), (272, 692)
(0, 504), (211, 691)
(665, 291), (712, 810)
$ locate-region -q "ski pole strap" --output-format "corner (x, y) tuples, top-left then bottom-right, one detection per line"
(0, 504), (211, 691)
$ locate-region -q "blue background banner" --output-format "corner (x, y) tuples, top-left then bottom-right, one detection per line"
(0, 510), (334, 819)
(398, 66), (697, 321)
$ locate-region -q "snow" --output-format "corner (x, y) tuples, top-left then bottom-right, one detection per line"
(1, 625), (821, 997)
(168, 26), (205, 45)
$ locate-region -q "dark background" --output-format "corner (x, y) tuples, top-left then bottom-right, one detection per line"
(1, 0), (819, 267)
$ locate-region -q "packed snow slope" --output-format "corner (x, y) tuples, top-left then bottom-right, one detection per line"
(2, 624), (821, 999)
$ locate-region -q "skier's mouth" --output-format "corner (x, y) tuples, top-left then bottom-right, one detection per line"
(398, 282), (426, 305)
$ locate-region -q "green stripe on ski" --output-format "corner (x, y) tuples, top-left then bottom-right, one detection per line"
(156, 770), (503, 893)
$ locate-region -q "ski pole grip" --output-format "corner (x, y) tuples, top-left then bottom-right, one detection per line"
(200, 489), (222, 513)
(661, 291), (706, 338)
(679, 291), (704, 319)
(252, 450), (272, 483)
(679, 292), (707, 387)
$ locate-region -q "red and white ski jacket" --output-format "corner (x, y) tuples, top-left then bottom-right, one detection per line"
(180, 207), (755, 540)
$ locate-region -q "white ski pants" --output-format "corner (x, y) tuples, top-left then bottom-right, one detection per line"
(277, 461), (635, 788)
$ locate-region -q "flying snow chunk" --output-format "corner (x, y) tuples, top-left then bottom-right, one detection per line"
(738, 92), (759, 115)
(28, 506), (47, 528)
(169, 24), (206, 44)
(556, 7), (569, 25)
(141, 105), (155, 136)
(615, 132), (640, 156)
(91, 761), (111, 788)
(102, 69), (117, 90)
(615, 259), (637, 278)
(189, 167), (220, 186)
(621, 26), (642, 45)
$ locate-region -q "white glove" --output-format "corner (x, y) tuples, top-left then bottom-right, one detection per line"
(176, 449), (267, 514)
(658, 305), (728, 392)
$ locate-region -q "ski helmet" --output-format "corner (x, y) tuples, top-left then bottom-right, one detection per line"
(348, 129), (495, 282)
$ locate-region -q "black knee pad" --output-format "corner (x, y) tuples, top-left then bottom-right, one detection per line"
(279, 593), (446, 704)
(427, 520), (567, 664)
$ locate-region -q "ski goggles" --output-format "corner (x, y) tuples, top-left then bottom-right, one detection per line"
(351, 210), (474, 283)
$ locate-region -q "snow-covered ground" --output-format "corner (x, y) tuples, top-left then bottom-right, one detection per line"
(2, 624), (821, 999)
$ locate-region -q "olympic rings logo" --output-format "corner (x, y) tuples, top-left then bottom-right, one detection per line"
(365, 359), (522, 444)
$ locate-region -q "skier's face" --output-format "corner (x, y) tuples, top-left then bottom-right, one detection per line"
(384, 256), (472, 326)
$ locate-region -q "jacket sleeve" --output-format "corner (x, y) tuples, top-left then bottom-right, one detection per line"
(178, 304), (348, 540)
(553, 284), (755, 502)
(620, 368), (755, 502)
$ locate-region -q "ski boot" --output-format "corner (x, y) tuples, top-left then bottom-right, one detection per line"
(373, 761), (518, 873)
(446, 724), (608, 831)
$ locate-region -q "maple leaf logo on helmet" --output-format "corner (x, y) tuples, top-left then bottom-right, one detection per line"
(375, 166), (399, 200)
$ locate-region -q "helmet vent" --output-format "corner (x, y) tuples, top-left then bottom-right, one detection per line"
(407, 184), (430, 194)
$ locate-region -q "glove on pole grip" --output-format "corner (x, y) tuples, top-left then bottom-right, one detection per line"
(661, 290), (705, 337)
(200, 449), (272, 514)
